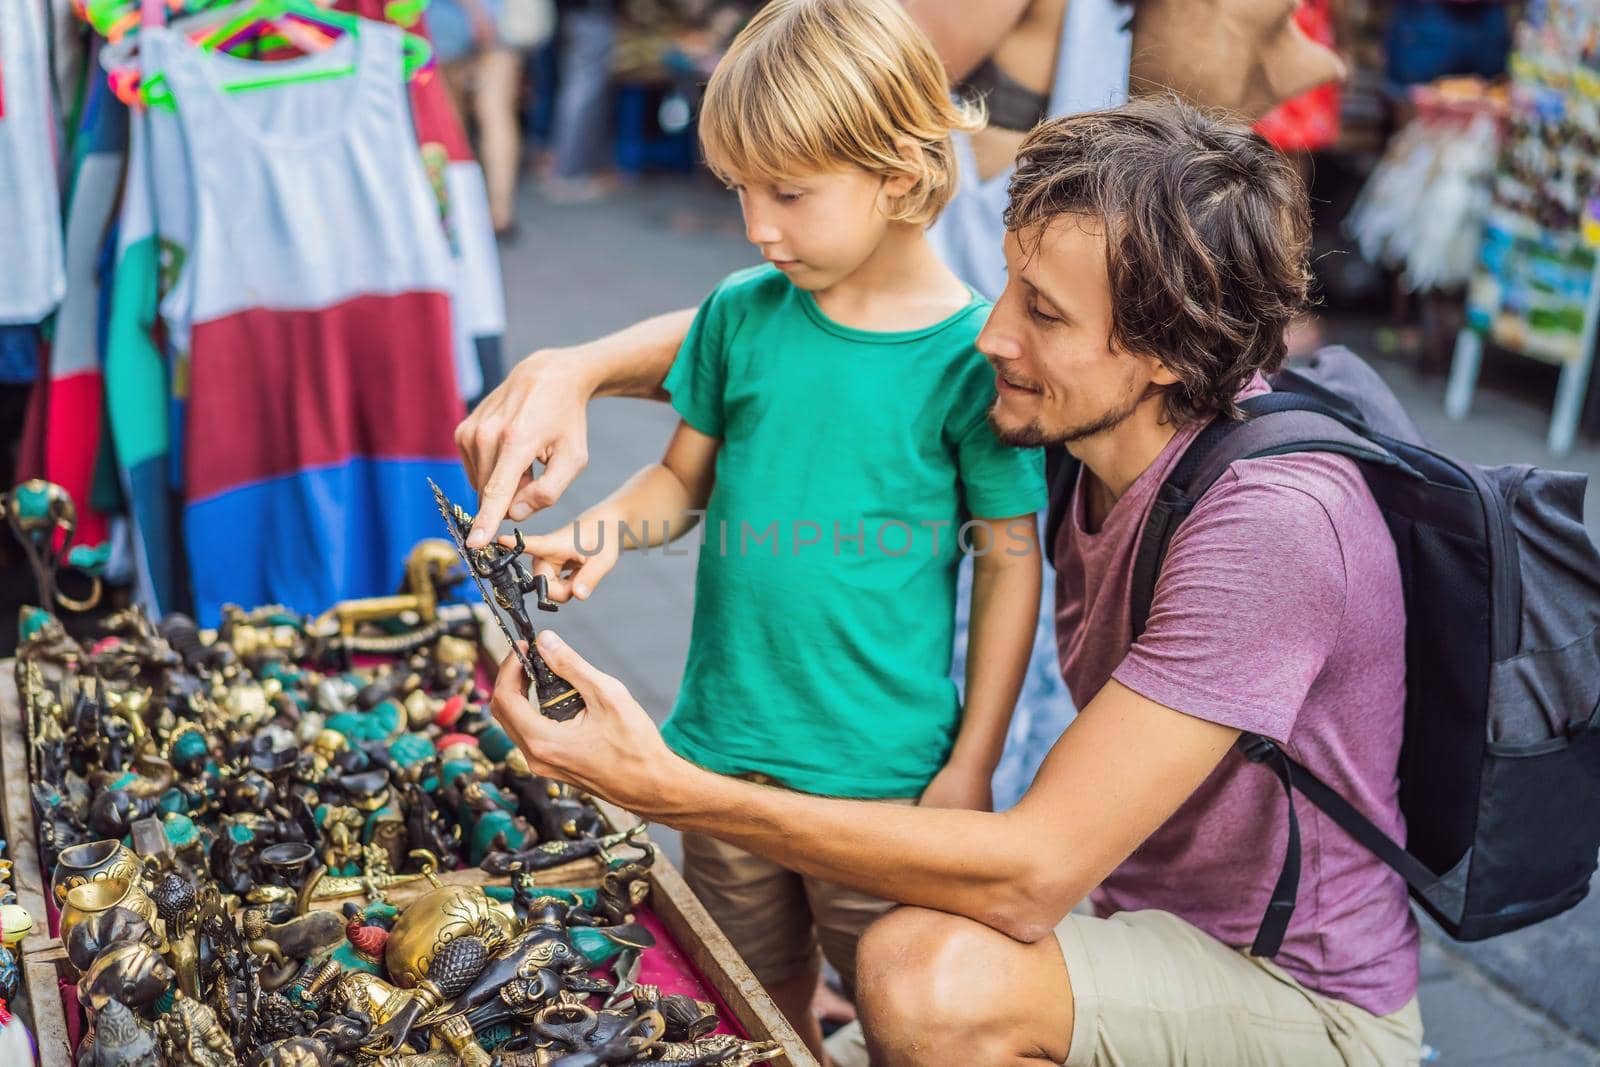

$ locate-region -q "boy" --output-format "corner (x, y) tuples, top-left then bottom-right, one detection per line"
(512, 0), (1046, 1054)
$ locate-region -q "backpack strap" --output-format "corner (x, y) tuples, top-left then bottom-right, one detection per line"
(1238, 735), (1441, 956)
(1128, 398), (1416, 638)
(1125, 395), (1428, 956)
(1043, 446), (1081, 558)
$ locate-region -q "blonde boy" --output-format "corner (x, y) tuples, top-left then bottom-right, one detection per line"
(517, 0), (1045, 1053)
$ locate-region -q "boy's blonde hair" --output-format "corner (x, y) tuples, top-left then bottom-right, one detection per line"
(698, 0), (983, 226)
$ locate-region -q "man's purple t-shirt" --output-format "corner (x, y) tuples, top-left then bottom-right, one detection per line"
(1053, 382), (1421, 1016)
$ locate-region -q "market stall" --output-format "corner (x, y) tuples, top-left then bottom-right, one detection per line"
(0, 478), (811, 1065)
(1445, 0), (1600, 454)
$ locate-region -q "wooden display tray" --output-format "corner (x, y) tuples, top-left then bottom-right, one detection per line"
(1, 653), (815, 1066)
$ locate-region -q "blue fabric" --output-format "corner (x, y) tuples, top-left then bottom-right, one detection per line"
(0, 327), (40, 384)
(426, 0), (505, 65)
(184, 458), (473, 626)
(123, 456), (187, 617)
(1385, 1), (1511, 90)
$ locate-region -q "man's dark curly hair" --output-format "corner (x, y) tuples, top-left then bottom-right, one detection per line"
(1004, 96), (1312, 425)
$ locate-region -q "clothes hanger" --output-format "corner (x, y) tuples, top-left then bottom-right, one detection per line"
(127, 0), (433, 111)
(82, 0), (232, 44)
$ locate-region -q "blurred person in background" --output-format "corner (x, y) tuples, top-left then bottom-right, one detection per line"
(545, 0), (621, 201)
(432, 0), (556, 236)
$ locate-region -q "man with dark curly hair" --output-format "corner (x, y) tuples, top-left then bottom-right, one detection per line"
(478, 97), (1422, 1066)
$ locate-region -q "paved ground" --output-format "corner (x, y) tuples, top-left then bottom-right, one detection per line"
(494, 175), (1600, 1065)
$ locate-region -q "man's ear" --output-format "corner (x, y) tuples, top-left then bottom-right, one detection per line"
(1146, 356), (1182, 388)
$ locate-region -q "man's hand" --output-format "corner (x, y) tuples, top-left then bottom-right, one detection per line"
(491, 631), (696, 815)
(918, 761), (994, 811)
(501, 522), (620, 603)
(456, 352), (596, 547)
(455, 308), (697, 547)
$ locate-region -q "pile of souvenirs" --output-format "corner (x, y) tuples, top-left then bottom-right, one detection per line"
(14, 593), (779, 1065)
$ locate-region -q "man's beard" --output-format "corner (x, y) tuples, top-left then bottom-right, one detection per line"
(987, 385), (1145, 448)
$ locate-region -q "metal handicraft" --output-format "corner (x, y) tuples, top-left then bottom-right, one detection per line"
(430, 479), (586, 721)
(13, 587), (777, 1064)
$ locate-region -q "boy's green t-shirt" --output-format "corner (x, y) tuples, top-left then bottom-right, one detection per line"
(660, 264), (1047, 797)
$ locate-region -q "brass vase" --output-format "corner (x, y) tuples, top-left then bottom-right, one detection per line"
(60, 877), (163, 951)
(52, 839), (142, 908)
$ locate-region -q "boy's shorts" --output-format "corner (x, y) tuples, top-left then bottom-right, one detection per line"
(1054, 909), (1424, 1066)
(680, 796), (915, 994)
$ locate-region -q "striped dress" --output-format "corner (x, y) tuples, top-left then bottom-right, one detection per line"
(124, 23), (474, 624)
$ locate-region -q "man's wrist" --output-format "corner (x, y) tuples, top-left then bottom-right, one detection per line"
(618, 748), (711, 827)
(520, 344), (604, 398)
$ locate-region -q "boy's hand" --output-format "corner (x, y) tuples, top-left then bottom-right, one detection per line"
(499, 522), (620, 602)
(918, 761), (994, 812)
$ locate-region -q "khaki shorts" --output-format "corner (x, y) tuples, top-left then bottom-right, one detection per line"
(1055, 909), (1424, 1067)
(680, 798), (914, 993)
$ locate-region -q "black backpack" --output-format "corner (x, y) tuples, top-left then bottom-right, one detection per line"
(1044, 347), (1600, 957)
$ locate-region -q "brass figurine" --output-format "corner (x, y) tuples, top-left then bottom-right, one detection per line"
(429, 479), (586, 721)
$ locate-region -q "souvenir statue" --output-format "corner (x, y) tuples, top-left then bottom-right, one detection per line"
(3, 479), (104, 612)
(647, 1036), (784, 1066)
(79, 998), (161, 1067)
(65, 907), (160, 976)
(481, 825), (647, 877)
(632, 984), (719, 1043)
(430, 479), (586, 721)
(156, 992), (234, 1067)
(78, 941), (174, 1014)
(52, 839), (145, 908)
(250, 1035), (334, 1067)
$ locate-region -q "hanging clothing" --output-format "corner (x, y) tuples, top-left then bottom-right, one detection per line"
(0, 327), (41, 385)
(403, 40), (506, 401)
(929, 0), (1133, 303)
(0, 0), (67, 324)
(134, 23), (472, 625)
(38, 58), (129, 556)
(342, 0), (510, 402)
(1255, 0), (1342, 153)
(105, 87), (191, 616)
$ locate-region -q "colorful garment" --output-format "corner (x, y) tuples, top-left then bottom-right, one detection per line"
(0, 0), (66, 325)
(342, 0), (509, 401)
(104, 87), (190, 614)
(135, 24), (471, 624)
(40, 58), (129, 555)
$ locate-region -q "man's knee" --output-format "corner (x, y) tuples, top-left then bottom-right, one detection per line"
(857, 907), (1077, 1066)
(856, 909), (999, 1043)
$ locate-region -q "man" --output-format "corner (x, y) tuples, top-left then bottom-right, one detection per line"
(468, 99), (1423, 1065)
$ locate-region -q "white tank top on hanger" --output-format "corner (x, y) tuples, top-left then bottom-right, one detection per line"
(141, 23), (456, 325)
